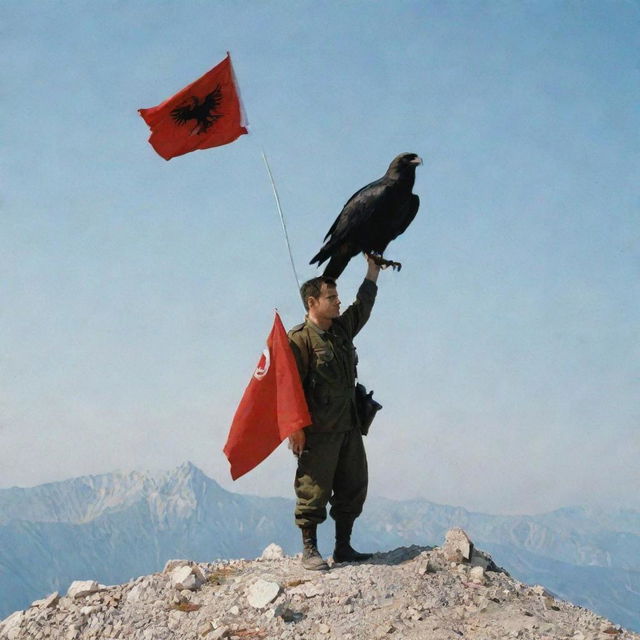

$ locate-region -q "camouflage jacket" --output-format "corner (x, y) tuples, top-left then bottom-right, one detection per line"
(288, 278), (377, 433)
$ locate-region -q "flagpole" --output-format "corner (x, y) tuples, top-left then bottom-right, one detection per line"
(261, 150), (302, 295)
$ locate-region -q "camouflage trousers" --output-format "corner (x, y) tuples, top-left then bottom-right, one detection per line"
(294, 428), (368, 528)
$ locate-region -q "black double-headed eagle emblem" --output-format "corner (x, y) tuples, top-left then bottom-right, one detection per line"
(170, 85), (222, 135)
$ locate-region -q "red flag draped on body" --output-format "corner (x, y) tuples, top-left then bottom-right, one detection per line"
(224, 312), (311, 480)
(139, 53), (248, 160)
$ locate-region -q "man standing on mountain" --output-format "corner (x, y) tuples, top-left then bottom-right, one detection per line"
(287, 256), (381, 570)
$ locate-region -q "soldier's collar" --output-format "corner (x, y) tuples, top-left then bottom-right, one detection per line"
(304, 315), (328, 336)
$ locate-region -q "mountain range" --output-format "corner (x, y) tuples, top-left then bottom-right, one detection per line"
(1, 462), (638, 631)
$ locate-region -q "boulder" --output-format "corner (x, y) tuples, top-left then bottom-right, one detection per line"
(164, 559), (191, 573)
(67, 581), (101, 598)
(260, 543), (284, 560)
(443, 528), (474, 563)
(170, 565), (202, 591)
(31, 592), (59, 609)
(247, 579), (280, 609)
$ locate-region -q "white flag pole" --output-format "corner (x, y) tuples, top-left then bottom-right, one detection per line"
(261, 150), (302, 296)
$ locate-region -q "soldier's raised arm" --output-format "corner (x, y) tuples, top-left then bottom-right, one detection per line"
(364, 254), (381, 284)
(338, 255), (381, 338)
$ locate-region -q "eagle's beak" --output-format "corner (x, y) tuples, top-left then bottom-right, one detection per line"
(411, 156), (423, 165)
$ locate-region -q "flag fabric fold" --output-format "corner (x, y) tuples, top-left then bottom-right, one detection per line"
(224, 312), (311, 480)
(139, 53), (248, 160)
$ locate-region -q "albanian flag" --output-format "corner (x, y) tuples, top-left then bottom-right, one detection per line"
(224, 312), (311, 480)
(139, 53), (248, 160)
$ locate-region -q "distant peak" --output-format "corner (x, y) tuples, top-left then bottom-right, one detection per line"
(176, 461), (201, 476)
(167, 462), (225, 493)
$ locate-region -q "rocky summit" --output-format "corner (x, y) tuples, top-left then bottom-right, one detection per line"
(1, 529), (637, 640)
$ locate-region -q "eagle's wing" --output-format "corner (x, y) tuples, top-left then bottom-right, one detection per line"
(323, 178), (391, 243)
(310, 178), (394, 273)
(171, 100), (198, 125)
(202, 85), (222, 111)
(390, 193), (420, 240)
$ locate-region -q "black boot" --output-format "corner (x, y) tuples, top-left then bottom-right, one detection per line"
(333, 519), (373, 563)
(301, 526), (329, 571)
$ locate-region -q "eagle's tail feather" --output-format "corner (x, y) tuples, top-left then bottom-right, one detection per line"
(310, 245), (331, 267)
(322, 255), (350, 279)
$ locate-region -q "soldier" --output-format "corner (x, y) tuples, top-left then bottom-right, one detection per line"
(288, 256), (381, 570)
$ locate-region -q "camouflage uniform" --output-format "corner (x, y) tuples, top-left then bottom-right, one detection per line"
(288, 278), (377, 528)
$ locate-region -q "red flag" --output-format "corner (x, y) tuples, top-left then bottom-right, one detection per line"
(139, 53), (248, 160)
(224, 312), (311, 480)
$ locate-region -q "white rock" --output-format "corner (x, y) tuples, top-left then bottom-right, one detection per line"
(247, 578), (281, 609)
(170, 565), (201, 591)
(163, 559), (191, 573)
(229, 605), (240, 615)
(127, 583), (147, 602)
(416, 558), (434, 575)
(470, 566), (485, 584)
(318, 622), (331, 634)
(183, 575), (198, 592)
(31, 591), (59, 609)
(67, 580), (101, 598)
(260, 543), (285, 560)
(443, 528), (474, 563)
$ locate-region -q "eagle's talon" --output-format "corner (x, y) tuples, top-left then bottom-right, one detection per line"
(365, 253), (402, 271)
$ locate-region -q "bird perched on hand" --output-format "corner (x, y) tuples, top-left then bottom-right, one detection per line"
(310, 152), (422, 279)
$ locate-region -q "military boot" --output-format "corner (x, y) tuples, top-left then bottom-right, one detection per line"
(301, 526), (329, 571)
(333, 518), (373, 563)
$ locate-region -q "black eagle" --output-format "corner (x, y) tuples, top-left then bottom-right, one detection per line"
(170, 85), (223, 135)
(310, 152), (422, 279)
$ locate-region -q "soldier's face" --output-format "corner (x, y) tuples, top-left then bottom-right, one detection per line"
(310, 283), (341, 320)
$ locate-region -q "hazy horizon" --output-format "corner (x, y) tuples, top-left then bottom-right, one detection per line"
(2, 459), (639, 519)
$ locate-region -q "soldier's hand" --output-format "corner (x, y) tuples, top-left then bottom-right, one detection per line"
(288, 429), (306, 456)
(365, 254), (381, 283)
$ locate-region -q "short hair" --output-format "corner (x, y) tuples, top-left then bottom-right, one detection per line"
(300, 276), (337, 311)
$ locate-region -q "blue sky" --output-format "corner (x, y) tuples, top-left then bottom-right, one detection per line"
(1, 1), (638, 514)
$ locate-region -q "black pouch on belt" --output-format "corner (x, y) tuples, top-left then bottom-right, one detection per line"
(355, 383), (382, 436)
